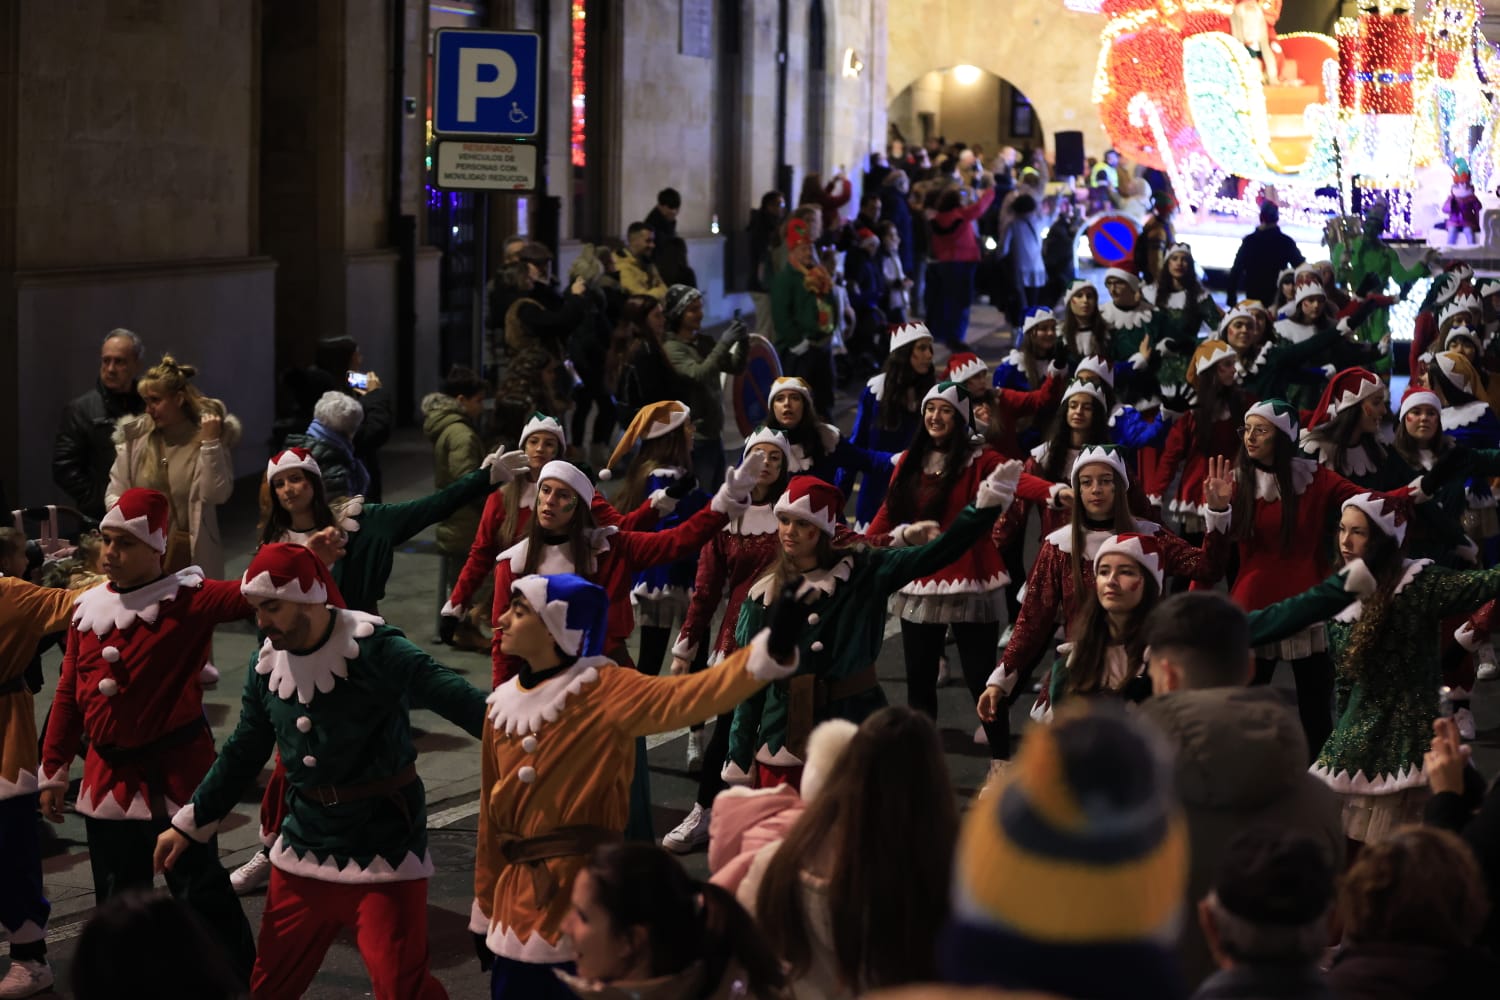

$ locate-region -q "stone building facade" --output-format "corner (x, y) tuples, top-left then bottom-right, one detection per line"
(0, 0), (889, 502)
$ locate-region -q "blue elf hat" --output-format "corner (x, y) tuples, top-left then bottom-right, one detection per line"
(511, 573), (609, 658)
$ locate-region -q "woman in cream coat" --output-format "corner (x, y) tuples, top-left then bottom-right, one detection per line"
(106, 355), (240, 578)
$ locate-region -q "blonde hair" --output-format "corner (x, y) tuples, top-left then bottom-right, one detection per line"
(136, 355), (210, 424)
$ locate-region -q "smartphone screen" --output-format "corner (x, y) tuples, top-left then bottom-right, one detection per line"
(347, 371), (368, 390)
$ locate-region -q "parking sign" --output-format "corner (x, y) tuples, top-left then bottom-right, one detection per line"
(433, 29), (541, 139)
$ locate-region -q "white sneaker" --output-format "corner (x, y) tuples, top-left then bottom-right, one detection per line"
(1456, 707), (1477, 741)
(230, 850), (272, 895)
(0, 959), (53, 999)
(685, 729), (705, 772)
(662, 803), (711, 854)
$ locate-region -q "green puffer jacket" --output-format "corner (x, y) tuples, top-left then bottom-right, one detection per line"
(420, 393), (485, 554)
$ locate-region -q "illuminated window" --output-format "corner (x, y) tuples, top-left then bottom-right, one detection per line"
(571, 0), (586, 168)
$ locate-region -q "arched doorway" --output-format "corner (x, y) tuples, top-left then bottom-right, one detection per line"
(887, 67), (1044, 163)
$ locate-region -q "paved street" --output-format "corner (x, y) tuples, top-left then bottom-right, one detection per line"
(20, 303), (1500, 997)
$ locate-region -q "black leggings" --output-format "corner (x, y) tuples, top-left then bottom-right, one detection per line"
(901, 619), (1007, 759)
(570, 380), (617, 446)
(636, 625), (708, 677)
(695, 711), (734, 808)
(1253, 653), (1334, 761)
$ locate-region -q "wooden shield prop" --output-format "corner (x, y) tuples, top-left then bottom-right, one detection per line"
(733, 334), (783, 436)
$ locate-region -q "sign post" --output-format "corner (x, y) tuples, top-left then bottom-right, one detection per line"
(431, 28), (544, 374)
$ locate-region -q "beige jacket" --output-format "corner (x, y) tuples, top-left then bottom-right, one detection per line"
(105, 399), (241, 579)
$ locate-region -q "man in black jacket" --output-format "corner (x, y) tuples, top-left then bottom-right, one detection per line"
(51, 329), (146, 518)
(1226, 201), (1304, 307)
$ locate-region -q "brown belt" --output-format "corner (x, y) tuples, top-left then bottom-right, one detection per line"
(816, 665), (880, 708)
(499, 825), (621, 909)
(297, 763), (418, 808)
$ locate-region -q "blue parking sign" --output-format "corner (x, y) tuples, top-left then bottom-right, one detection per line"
(433, 29), (541, 139)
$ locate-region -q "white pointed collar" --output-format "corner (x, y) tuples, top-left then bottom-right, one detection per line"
(497, 526), (619, 572)
(72, 567), (205, 637)
(255, 609), (384, 705)
(1334, 559), (1432, 622)
(747, 555), (854, 603)
(1299, 431), (1382, 478)
(1442, 400), (1492, 430)
(1045, 518), (1159, 556)
(486, 657), (608, 737)
(1101, 300), (1154, 329)
(729, 502), (779, 536)
(1253, 457), (1319, 501)
(788, 425), (842, 473)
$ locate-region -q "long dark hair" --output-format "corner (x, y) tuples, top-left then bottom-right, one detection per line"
(756, 707), (957, 993)
(1338, 507), (1408, 681)
(1064, 572), (1159, 696)
(1059, 288), (1109, 360)
(1304, 404), (1387, 477)
(257, 470), (339, 547)
(768, 397), (833, 464)
(585, 843), (787, 999)
(1232, 431), (1300, 553)
(520, 491), (598, 576)
(622, 294), (675, 372)
(1039, 394), (1108, 482)
(884, 415), (979, 522)
(1192, 372), (1245, 457)
(1392, 413), (1452, 469)
(616, 431), (692, 512)
(876, 344), (936, 433)
(1018, 322), (1063, 386)
(1153, 253), (1207, 309)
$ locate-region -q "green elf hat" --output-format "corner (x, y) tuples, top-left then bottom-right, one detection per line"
(922, 380), (973, 424)
(1244, 398), (1299, 441)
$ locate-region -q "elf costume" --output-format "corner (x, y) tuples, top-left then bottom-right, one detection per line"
(766, 376), (897, 482)
(472, 573), (799, 999)
(38, 489), (256, 979)
(845, 322), (936, 528)
(171, 543), (486, 998)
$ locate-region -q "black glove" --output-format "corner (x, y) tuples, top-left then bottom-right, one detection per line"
(665, 473), (700, 501)
(726, 319), (750, 342)
(473, 932), (494, 972)
(1422, 446), (1472, 496)
(766, 580), (811, 663)
(439, 615), (459, 646)
(1344, 295), (1386, 333)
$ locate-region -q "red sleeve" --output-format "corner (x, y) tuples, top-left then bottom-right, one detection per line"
(1017, 472), (1056, 504)
(40, 628), (83, 781)
(1000, 545), (1064, 678)
(1147, 414), (1192, 504)
(962, 186), (997, 221)
(604, 494), (660, 532)
(996, 375), (1063, 419)
(992, 491), (1029, 551)
(450, 490), (507, 609)
(615, 505), (730, 571)
(1320, 466), (1369, 508)
(1410, 311), (1437, 376)
(195, 578), (253, 623)
(1157, 525), (1229, 585)
(676, 533), (728, 658)
(823, 177), (852, 211)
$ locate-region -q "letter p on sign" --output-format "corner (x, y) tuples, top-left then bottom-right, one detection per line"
(457, 49), (517, 122)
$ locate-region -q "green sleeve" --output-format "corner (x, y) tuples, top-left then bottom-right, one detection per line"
(187, 669), (277, 829)
(1469, 449), (1500, 479)
(1047, 657), (1069, 710)
(771, 268), (799, 351)
(1247, 569), (1361, 647)
(1414, 565), (1500, 620)
(868, 503), (1005, 597)
(378, 632), (487, 738)
(1389, 250), (1431, 285)
(359, 468), (495, 547)
(734, 596), (768, 650)
(726, 685), (768, 774)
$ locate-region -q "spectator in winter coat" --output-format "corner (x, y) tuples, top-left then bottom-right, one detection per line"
(420, 366), (489, 645)
(927, 177), (997, 347)
(53, 329), (146, 518)
(283, 392), (370, 502)
(492, 244), (588, 443)
(288, 336), (395, 502)
(614, 222), (668, 300)
(747, 191), (787, 336)
(1190, 828), (1337, 1000)
(567, 244), (627, 462)
(1137, 593), (1344, 991)
(1227, 201), (1305, 307)
(644, 186), (680, 242)
(879, 168), (915, 276)
(661, 285), (749, 491)
(1000, 193), (1050, 319)
(844, 227), (888, 363)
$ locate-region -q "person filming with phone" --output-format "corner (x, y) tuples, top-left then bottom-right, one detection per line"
(284, 336), (394, 500)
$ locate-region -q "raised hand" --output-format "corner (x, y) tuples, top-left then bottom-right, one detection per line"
(1201, 455), (1235, 511)
(1424, 716), (1471, 796)
(483, 448), (530, 485)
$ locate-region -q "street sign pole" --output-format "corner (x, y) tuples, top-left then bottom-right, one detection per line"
(472, 191), (490, 378)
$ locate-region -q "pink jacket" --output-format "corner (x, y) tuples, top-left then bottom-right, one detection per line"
(708, 784), (804, 894)
(929, 187), (996, 263)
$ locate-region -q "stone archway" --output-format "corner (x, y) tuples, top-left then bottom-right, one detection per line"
(887, 0), (1106, 156)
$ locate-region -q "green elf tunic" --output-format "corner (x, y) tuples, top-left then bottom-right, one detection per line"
(299, 467), (499, 613)
(724, 502), (1003, 780)
(1139, 284), (1224, 388)
(1248, 559), (1500, 840)
(172, 609), (486, 881)
(1102, 300), (1173, 373)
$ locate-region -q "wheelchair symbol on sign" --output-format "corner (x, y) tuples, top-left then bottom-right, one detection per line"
(509, 102), (529, 124)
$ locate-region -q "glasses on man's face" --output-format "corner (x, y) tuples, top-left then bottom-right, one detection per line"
(1238, 424), (1274, 441)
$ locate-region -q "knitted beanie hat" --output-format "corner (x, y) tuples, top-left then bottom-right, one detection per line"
(1212, 828), (1334, 927)
(663, 284), (702, 324)
(951, 703), (1186, 946)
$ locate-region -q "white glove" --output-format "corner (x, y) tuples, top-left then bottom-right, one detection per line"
(895, 520), (940, 547)
(723, 449), (767, 496)
(976, 459), (1022, 510)
(483, 449), (530, 485)
(1044, 360), (1068, 379)
(440, 600), (466, 619)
